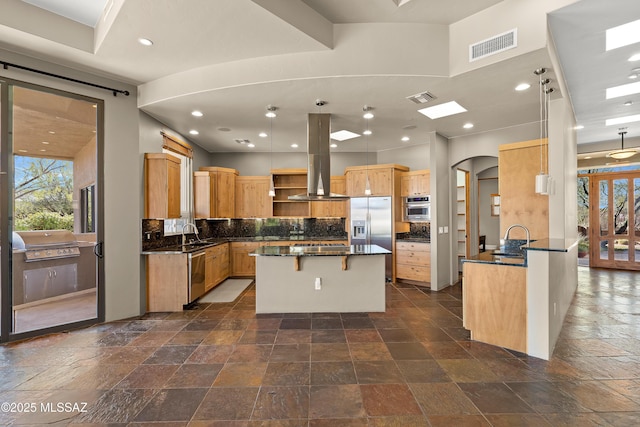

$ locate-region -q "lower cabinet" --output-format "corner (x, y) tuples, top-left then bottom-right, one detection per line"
(205, 243), (229, 291)
(395, 241), (430, 284)
(231, 242), (261, 277)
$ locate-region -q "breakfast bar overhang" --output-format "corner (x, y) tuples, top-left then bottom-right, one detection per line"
(250, 244), (390, 314)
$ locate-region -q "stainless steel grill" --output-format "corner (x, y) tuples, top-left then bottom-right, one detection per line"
(14, 230), (80, 262)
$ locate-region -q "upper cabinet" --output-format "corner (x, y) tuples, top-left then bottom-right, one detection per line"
(498, 139), (549, 240)
(144, 153), (181, 218)
(401, 170), (430, 197)
(310, 176), (347, 218)
(194, 167), (238, 218)
(345, 164), (409, 197)
(272, 169), (310, 217)
(235, 176), (272, 218)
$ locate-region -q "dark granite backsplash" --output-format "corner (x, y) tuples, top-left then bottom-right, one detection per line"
(142, 217), (347, 251)
(396, 222), (431, 241)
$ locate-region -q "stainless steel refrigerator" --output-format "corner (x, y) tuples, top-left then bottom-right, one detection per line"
(350, 196), (393, 278)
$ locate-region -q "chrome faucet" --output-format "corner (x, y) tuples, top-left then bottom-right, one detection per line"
(503, 224), (530, 245)
(181, 222), (200, 245)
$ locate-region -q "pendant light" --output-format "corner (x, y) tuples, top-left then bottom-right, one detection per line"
(607, 129), (637, 159)
(315, 100), (326, 196)
(534, 68), (551, 195)
(363, 106), (373, 195)
(267, 105), (277, 197)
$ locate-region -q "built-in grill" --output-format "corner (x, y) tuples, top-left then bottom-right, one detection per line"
(14, 230), (80, 262)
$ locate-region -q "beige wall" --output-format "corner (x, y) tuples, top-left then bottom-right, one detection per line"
(73, 136), (97, 241)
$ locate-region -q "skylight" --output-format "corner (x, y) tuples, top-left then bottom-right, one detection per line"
(418, 101), (467, 119)
(330, 130), (361, 141)
(606, 81), (640, 99)
(22, 0), (108, 27)
(606, 19), (640, 51)
(605, 114), (640, 126)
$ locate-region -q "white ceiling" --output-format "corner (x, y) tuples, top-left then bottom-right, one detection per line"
(2, 0), (640, 162)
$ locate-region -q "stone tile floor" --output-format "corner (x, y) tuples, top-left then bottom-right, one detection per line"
(1, 267), (639, 425)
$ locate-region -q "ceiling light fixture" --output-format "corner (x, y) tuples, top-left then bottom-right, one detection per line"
(330, 143), (338, 148)
(330, 130), (360, 141)
(265, 105), (277, 118)
(363, 129), (372, 136)
(463, 123), (474, 129)
(607, 129), (637, 159)
(628, 68), (640, 79)
(515, 83), (531, 91)
(363, 105), (374, 119)
(629, 53), (640, 62)
(41, 141), (50, 144)
(189, 130), (199, 135)
(191, 110), (203, 117)
(401, 136), (410, 142)
(259, 132), (267, 138)
(575, 125), (585, 130)
(291, 143), (298, 148)
(247, 143), (255, 148)
(534, 67), (551, 195)
(625, 101), (633, 106)
(138, 38), (153, 46)
(418, 101), (467, 119)
(267, 106), (276, 197)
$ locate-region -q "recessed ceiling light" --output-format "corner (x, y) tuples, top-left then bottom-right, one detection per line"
(606, 114), (640, 126)
(48, 131), (55, 134)
(401, 136), (410, 142)
(584, 156), (592, 159)
(291, 143), (299, 148)
(330, 143), (338, 148)
(138, 38), (153, 46)
(515, 83), (531, 91)
(575, 125), (585, 130)
(606, 81), (640, 99)
(259, 132), (268, 138)
(363, 129), (372, 136)
(629, 53), (640, 62)
(265, 105), (277, 118)
(625, 101), (634, 106)
(41, 141), (50, 144)
(189, 130), (199, 135)
(217, 127), (231, 132)
(191, 110), (203, 117)
(418, 101), (467, 119)
(463, 123), (474, 129)
(330, 130), (361, 141)
(606, 19), (640, 51)
(247, 143), (255, 148)
(363, 112), (374, 119)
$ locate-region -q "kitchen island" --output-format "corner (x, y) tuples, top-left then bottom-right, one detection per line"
(250, 244), (390, 314)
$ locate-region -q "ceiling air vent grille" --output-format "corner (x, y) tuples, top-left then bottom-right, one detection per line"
(469, 28), (517, 62)
(406, 91), (437, 104)
(234, 138), (251, 145)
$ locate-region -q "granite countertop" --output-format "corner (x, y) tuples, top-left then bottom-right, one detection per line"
(142, 235), (349, 255)
(463, 251), (527, 267)
(250, 244), (391, 257)
(396, 237), (430, 243)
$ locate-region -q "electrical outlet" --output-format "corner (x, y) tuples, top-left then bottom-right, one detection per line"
(155, 231), (162, 239)
(315, 277), (322, 290)
(145, 232), (152, 240)
(444, 226), (448, 233)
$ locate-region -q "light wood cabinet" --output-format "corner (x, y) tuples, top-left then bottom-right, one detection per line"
(310, 176), (347, 217)
(235, 176), (272, 218)
(395, 241), (430, 284)
(401, 170), (430, 197)
(230, 241), (262, 277)
(194, 167), (238, 218)
(146, 253), (189, 311)
(205, 243), (229, 291)
(345, 164), (409, 197)
(272, 169), (310, 217)
(144, 153), (181, 218)
(498, 139), (549, 240)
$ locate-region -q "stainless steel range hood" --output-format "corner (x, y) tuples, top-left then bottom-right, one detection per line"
(288, 113), (349, 201)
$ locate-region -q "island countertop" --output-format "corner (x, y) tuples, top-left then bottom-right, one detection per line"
(250, 244), (390, 257)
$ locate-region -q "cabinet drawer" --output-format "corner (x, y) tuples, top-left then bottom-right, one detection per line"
(396, 241), (430, 252)
(231, 242), (260, 249)
(396, 250), (430, 266)
(396, 264), (430, 282)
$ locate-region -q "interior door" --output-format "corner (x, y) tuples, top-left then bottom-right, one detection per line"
(590, 172), (640, 270)
(0, 79), (104, 341)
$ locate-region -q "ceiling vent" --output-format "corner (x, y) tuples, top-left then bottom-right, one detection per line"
(469, 28), (517, 62)
(234, 138), (251, 145)
(406, 91), (437, 104)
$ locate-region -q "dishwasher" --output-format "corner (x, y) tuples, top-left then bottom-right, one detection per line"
(188, 251), (206, 302)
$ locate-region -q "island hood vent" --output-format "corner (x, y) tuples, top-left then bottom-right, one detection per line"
(288, 113), (350, 201)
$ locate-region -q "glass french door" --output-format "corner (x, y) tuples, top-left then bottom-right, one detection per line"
(590, 172), (640, 270)
(1, 78), (103, 342)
